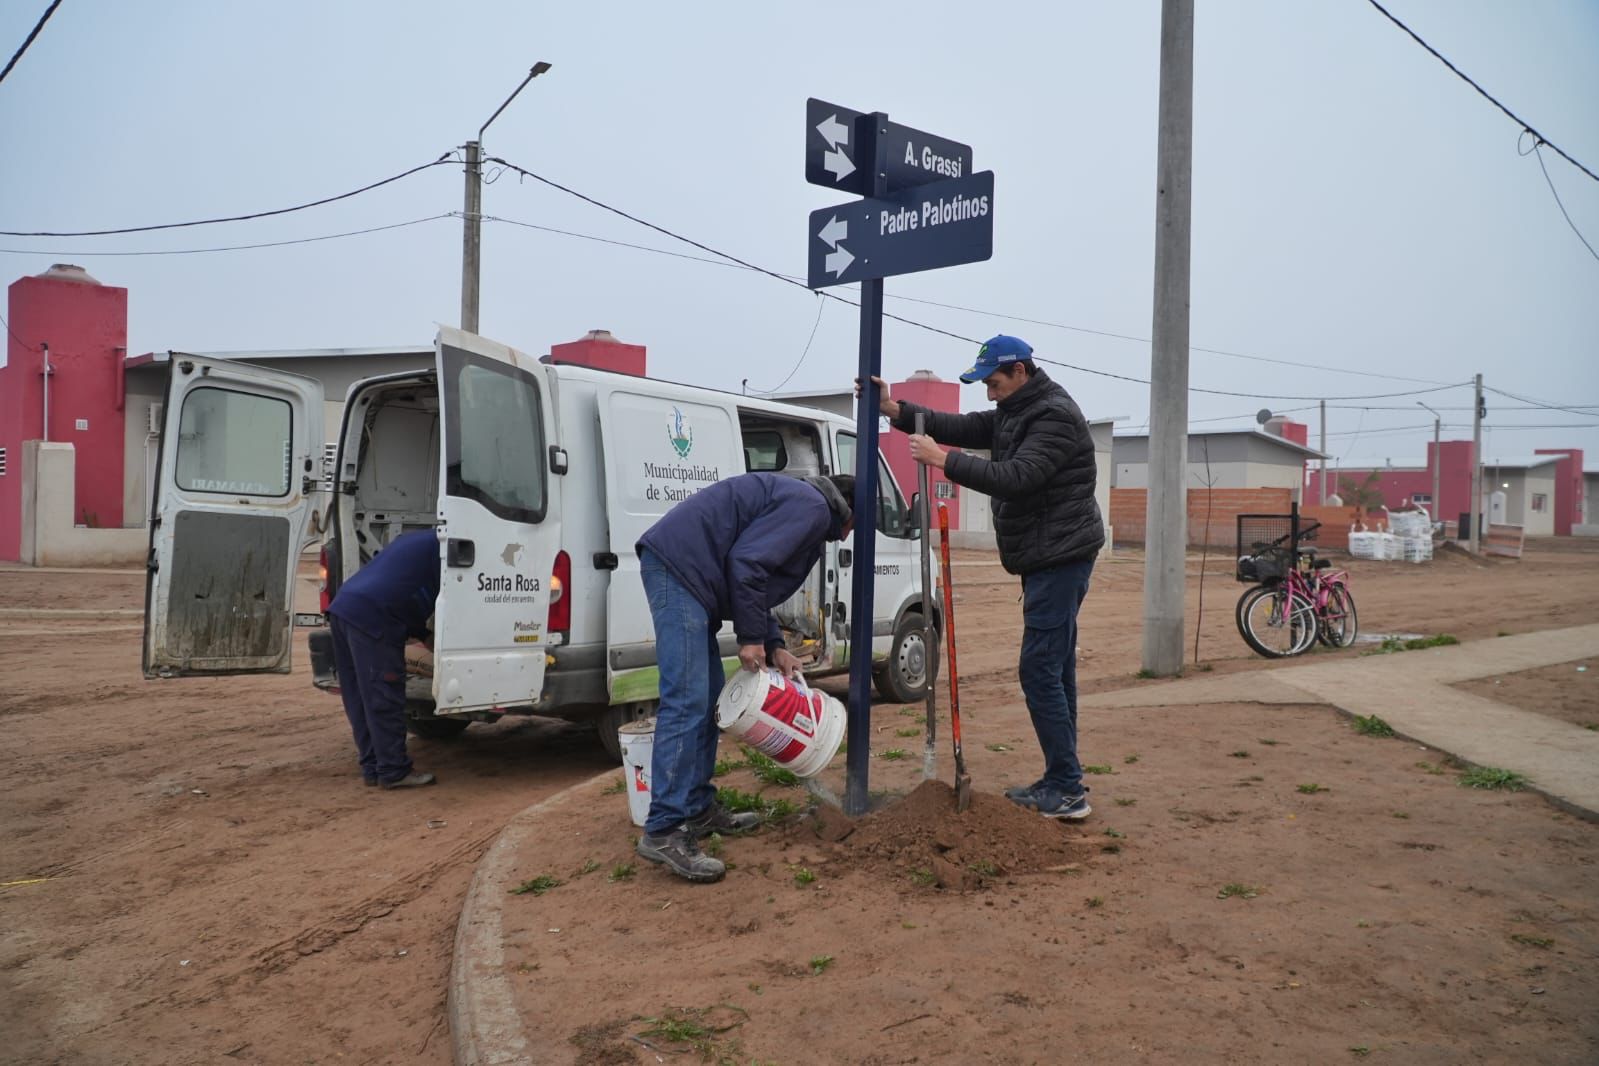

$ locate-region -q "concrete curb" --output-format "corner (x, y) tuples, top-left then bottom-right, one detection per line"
(448, 777), (599, 1066)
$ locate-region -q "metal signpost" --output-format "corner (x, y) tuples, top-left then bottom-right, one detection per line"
(804, 98), (994, 815)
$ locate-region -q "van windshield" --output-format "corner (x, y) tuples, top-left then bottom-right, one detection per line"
(440, 345), (547, 523)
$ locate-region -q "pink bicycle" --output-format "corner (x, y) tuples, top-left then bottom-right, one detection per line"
(1234, 516), (1358, 658)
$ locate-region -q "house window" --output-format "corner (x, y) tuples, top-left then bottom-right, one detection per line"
(1531, 493), (1548, 513)
(935, 481), (956, 499)
(0, 447), (6, 476)
(1411, 492), (1432, 506)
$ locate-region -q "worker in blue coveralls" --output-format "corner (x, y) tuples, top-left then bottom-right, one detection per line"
(327, 528), (440, 789)
(632, 472), (854, 883)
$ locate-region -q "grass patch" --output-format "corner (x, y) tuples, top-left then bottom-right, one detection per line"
(1217, 883), (1260, 900)
(896, 727), (922, 738)
(1352, 714), (1395, 738)
(1083, 764), (1114, 775)
(601, 777), (626, 795)
(716, 786), (799, 820)
(574, 859), (601, 877)
(878, 748), (909, 761)
(1104, 828), (1125, 839)
(1350, 1048), (1370, 1058)
(1086, 896), (1105, 908)
(712, 757), (745, 778)
(1135, 668), (1158, 680)
(1115, 797), (1137, 807)
(809, 954), (835, 976)
(704, 833), (724, 857)
(1256, 738), (1279, 746)
(898, 706), (921, 718)
(1230, 750), (1251, 759)
(968, 859), (1001, 878)
(910, 867), (936, 887)
(509, 874), (562, 896)
(1392, 811), (1410, 819)
(1124, 753), (1140, 764)
(741, 746), (801, 787)
(1459, 766), (1528, 791)
(792, 867), (817, 888)
(1101, 843), (1122, 854)
(1375, 633), (1461, 655)
(607, 863), (635, 883)
(1296, 783), (1328, 795)
(1510, 933), (1553, 948)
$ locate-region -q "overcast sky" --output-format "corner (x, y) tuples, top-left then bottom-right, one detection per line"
(3, 0), (1595, 470)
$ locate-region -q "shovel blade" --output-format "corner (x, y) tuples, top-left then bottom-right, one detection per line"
(955, 773), (973, 813)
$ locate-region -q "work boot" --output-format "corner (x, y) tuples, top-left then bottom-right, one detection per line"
(683, 802), (762, 837)
(636, 829), (726, 883)
(381, 771), (437, 790)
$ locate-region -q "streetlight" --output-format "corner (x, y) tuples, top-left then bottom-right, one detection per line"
(461, 62), (553, 334)
(1416, 400), (1441, 520)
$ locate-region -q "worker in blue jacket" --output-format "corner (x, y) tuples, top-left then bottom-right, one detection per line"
(633, 472), (854, 882)
(327, 528), (440, 789)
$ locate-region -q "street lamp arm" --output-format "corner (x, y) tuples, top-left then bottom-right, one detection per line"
(479, 61), (552, 139)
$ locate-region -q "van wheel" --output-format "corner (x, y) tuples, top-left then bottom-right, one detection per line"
(874, 612), (937, 704)
(597, 701), (657, 763)
(405, 700), (471, 740)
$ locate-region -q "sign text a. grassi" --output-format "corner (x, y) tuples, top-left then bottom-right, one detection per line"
(807, 171), (994, 289)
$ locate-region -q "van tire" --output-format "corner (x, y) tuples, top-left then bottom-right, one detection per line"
(874, 612), (937, 704)
(405, 700), (471, 740)
(597, 701), (657, 762)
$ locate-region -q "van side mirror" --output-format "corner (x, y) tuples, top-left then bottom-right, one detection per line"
(908, 493), (925, 538)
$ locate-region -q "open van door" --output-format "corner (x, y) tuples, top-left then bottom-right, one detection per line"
(143, 356), (324, 677)
(594, 379), (740, 702)
(429, 328), (563, 715)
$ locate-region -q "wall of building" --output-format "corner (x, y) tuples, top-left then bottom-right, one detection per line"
(1534, 448), (1584, 537)
(880, 372), (960, 531)
(18, 442), (145, 566)
(1109, 487), (1293, 548)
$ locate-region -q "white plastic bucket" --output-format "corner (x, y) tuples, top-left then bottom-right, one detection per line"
(715, 669), (846, 779)
(617, 718), (655, 827)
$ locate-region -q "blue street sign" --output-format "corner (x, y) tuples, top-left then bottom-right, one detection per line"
(807, 171), (994, 289)
(805, 98), (974, 196)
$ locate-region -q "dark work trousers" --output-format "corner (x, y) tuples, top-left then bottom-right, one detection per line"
(328, 612), (413, 784)
(1017, 557), (1095, 797)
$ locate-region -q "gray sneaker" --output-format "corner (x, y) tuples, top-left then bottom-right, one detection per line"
(683, 802), (761, 837)
(1018, 787), (1092, 821)
(1004, 780), (1046, 804)
(381, 771), (436, 789)
(637, 829), (726, 883)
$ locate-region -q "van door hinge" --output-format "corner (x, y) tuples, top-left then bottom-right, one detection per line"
(593, 552), (619, 571)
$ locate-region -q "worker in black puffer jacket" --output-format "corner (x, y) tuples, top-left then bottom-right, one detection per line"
(860, 334), (1103, 821)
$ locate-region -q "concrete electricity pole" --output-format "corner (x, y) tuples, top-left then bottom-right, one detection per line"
(1141, 0), (1194, 678)
(461, 62), (552, 334)
(1470, 373), (1484, 554)
(1319, 399), (1327, 504)
(1417, 400), (1441, 518)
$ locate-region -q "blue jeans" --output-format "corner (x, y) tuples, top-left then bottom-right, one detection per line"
(640, 550), (726, 835)
(1018, 558), (1094, 796)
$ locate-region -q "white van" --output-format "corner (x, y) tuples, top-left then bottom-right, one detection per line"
(142, 328), (938, 758)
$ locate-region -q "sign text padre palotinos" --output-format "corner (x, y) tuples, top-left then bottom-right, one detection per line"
(804, 99), (994, 289)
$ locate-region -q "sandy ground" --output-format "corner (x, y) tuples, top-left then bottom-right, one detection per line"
(3, 541), (1598, 1064)
(1454, 661), (1598, 731)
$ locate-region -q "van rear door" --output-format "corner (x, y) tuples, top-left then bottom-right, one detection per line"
(143, 356), (323, 677)
(594, 380), (740, 702)
(430, 328), (562, 715)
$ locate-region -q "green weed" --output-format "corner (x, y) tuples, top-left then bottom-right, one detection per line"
(1124, 753), (1140, 764)
(1083, 764), (1114, 775)
(809, 954), (835, 975)
(1086, 896), (1105, 908)
(910, 867), (936, 887)
(509, 874), (562, 896)
(1230, 750), (1251, 759)
(1376, 633), (1461, 655)
(602, 777), (626, 795)
(704, 833), (724, 857)
(607, 863), (635, 883)
(712, 757), (745, 778)
(1257, 738), (1279, 746)
(968, 860), (1001, 878)
(1352, 714), (1395, 738)
(1101, 843), (1122, 854)
(1104, 828), (1125, 839)
(878, 748), (909, 761)
(1415, 761), (1448, 775)
(1392, 811), (1410, 819)
(896, 727), (922, 738)
(1459, 766), (1528, 791)
(1115, 798), (1137, 807)
(741, 746), (800, 787)
(1510, 933), (1553, 948)
(793, 867), (817, 888)
(575, 859), (601, 876)
(1135, 668), (1158, 680)
(1217, 883), (1260, 900)
(1297, 783), (1328, 795)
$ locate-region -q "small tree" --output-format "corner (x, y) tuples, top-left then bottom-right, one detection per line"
(1337, 471), (1385, 512)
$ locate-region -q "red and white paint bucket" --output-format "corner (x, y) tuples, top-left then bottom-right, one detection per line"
(715, 669), (845, 779)
(617, 718), (655, 827)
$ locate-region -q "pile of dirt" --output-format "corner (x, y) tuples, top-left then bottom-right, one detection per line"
(801, 780), (1089, 890)
(1433, 540), (1497, 566)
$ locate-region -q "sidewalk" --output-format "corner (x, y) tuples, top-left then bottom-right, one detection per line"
(1084, 624), (1599, 821)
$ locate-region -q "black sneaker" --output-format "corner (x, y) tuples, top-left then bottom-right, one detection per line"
(1004, 780), (1046, 804)
(683, 802), (762, 837)
(1019, 787), (1091, 821)
(636, 829), (726, 883)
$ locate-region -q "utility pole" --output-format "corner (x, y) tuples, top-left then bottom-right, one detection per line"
(1470, 373), (1484, 554)
(1141, 0), (1194, 678)
(461, 62), (552, 334)
(1319, 399), (1327, 504)
(1417, 400), (1440, 518)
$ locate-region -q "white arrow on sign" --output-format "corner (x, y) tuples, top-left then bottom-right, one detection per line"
(825, 245), (855, 278)
(816, 215), (852, 278)
(817, 215), (847, 249)
(815, 113), (855, 184)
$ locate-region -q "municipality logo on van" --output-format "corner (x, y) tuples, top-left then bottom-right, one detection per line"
(667, 407), (693, 458)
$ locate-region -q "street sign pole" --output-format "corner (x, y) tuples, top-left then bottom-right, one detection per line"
(844, 113), (888, 817)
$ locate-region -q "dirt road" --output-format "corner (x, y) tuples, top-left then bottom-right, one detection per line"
(2, 542), (1596, 1064)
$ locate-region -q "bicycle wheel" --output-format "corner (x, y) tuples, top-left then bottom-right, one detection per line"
(1316, 585), (1359, 648)
(1239, 584), (1318, 658)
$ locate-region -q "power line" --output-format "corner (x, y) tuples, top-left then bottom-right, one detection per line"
(0, 0), (62, 86)
(1522, 135), (1599, 262)
(0, 214), (453, 257)
(1, 309), (37, 352)
(0, 154), (455, 237)
(485, 157), (1476, 404)
(1364, 0), (1598, 184)
(745, 295), (827, 396)
(1483, 385), (1599, 419)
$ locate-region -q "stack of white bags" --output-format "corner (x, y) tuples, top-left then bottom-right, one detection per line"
(1350, 507), (1433, 564)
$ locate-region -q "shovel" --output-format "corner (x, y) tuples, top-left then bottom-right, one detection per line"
(915, 414), (938, 782)
(936, 503), (971, 812)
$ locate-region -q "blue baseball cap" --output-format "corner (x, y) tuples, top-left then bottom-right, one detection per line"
(959, 335), (1034, 384)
